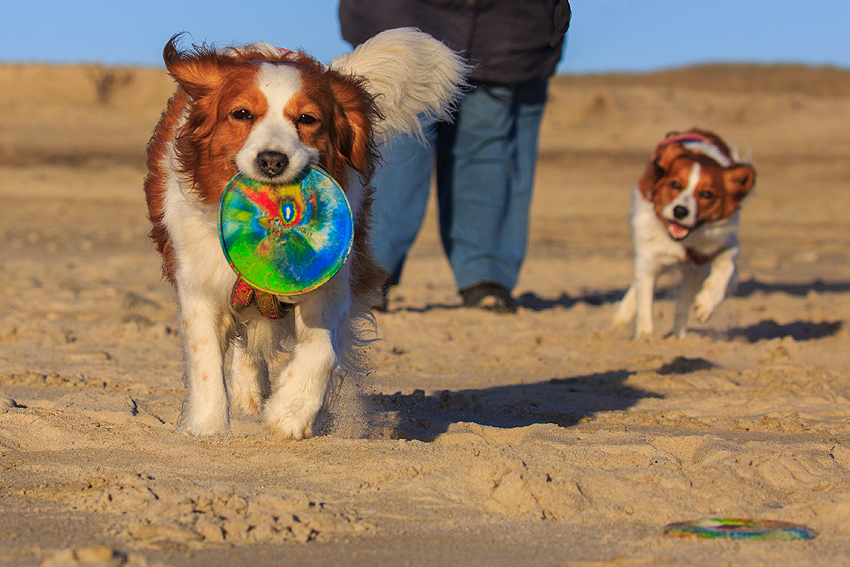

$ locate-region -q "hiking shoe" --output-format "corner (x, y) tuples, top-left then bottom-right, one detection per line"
(460, 282), (517, 314)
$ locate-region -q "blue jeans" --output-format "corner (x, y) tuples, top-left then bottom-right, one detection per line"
(371, 80), (549, 292)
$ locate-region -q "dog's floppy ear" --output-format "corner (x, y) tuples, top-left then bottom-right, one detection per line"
(638, 141), (689, 199)
(723, 163), (756, 215)
(163, 34), (228, 100)
(326, 70), (380, 182)
(654, 142), (689, 173)
(330, 28), (469, 142)
(163, 35), (240, 177)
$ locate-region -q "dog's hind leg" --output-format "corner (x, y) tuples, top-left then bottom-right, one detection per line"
(229, 311), (277, 415)
(673, 264), (707, 338)
(613, 284), (637, 330)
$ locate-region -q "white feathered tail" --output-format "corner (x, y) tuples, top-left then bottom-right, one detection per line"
(331, 27), (470, 142)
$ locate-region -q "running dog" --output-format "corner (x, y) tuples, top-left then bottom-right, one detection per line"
(145, 29), (467, 437)
(614, 129), (756, 338)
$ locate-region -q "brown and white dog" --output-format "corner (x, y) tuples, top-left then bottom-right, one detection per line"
(144, 29), (467, 437)
(613, 129), (756, 338)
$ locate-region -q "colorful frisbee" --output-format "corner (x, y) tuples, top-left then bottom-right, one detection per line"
(664, 519), (817, 540)
(218, 166), (354, 296)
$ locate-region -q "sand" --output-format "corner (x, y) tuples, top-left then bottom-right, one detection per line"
(0, 61), (849, 566)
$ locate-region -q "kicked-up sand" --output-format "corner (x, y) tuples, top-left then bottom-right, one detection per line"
(0, 61), (849, 566)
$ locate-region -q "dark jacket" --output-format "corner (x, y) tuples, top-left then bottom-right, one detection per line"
(338, 0), (571, 84)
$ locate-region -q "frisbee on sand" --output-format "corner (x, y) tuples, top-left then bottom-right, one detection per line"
(663, 518), (817, 540)
(218, 166), (354, 296)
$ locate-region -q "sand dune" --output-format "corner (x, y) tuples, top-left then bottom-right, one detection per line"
(1, 61), (849, 566)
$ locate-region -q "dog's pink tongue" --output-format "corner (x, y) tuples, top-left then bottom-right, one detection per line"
(668, 223), (689, 240)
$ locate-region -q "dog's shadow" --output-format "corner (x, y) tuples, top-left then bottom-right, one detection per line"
(719, 319), (844, 343)
(499, 277), (850, 317)
(734, 278), (850, 297)
(359, 369), (660, 442)
(509, 277), (850, 313)
(705, 277), (847, 342)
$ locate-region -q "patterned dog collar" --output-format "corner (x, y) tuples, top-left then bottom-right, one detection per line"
(231, 277), (294, 319)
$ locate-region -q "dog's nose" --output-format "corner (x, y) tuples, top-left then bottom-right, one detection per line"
(256, 151), (289, 178)
(673, 205), (689, 220)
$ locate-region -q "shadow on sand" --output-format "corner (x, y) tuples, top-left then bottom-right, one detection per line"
(365, 369), (661, 442)
(513, 277), (850, 312)
(725, 319), (844, 342)
(392, 288), (628, 314)
(391, 277), (850, 314)
(735, 278), (850, 297)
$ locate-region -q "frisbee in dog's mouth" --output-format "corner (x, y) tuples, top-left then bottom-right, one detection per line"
(218, 166), (353, 296)
(667, 221), (691, 240)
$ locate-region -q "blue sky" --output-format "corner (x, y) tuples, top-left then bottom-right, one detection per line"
(1, 1), (848, 74)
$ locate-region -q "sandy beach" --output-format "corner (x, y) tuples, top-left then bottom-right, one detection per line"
(1, 61), (849, 566)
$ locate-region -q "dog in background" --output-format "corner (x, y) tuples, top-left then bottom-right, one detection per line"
(613, 129), (756, 338)
(144, 29), (467, 437)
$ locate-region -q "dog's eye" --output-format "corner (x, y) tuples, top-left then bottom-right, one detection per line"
(297, 114), (317, 126)
(670, 181), (682, 190)
(699, 190), (715, 200)
(231, 109), (253, 121)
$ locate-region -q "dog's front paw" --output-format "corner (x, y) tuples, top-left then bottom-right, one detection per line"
(634, 314), (655, 338)
(612, 304), (634, 331)
(634, 327), (654, 340)
(264, 398), (321, 440)
(231, 391), (263, 415)
(612, 287), (636, 329)
(693, 289), (724, 322)
(230, 379), (270, 416)
(176, 410), (231, 437)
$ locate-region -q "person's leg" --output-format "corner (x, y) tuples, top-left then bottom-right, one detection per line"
(370, 127), (436, 286)
(436, 81), (548, 300)
(510, 79), (549, 274)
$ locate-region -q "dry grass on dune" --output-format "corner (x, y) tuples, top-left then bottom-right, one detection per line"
(555, 63), (850, 97)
